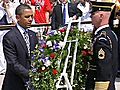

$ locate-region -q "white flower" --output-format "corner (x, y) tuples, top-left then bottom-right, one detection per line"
(42, 66), (46, 70)
(50, 30), (58, 35)
(83, 44), (88, 49)
(46, 41), (52, 47)
(35, 77), (39, 81)
(54, 30), (58, 35)
(59, 41), (64, 48)
(44, 60), (51, 67)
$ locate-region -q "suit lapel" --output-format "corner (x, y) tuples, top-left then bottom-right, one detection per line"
(14, 27), (28, 54)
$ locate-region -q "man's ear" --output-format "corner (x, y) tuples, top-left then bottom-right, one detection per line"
(100, 13), (103, 19)
(16, 15), (20, 21)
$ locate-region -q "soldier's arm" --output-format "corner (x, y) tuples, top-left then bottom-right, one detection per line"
(94, 33), (112, 90)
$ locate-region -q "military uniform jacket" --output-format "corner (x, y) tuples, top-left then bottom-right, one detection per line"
(89, 25), (118, 90)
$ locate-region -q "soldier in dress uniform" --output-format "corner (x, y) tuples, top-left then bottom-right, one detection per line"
(85, 1), (118, 90)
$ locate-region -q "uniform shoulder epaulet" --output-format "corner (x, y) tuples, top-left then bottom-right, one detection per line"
(98, 31), (112, 48)
(98, 31), (107, 41)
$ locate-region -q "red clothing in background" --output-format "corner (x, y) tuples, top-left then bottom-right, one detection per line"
(31, 0), (52, 23)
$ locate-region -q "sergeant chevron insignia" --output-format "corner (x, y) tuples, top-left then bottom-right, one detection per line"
(98, 48), (105, 60)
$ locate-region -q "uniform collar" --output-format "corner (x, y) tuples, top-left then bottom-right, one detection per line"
(62, 3), (68, 6)
(94, 24), (109, 35)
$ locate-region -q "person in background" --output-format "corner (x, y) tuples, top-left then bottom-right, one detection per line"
(77, 0), (93, 32)
(85, 1), (118, 90)
(49, 0), (57, 19)
(51, 0), (82, 30)
(0, 0), (20, 25)
(31, 0), (52, 24)
(2, 4), (38, 90)
(0, 0), (20, 89)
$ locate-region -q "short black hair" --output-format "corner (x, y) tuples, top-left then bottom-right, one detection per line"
(15, 4), (32, 15)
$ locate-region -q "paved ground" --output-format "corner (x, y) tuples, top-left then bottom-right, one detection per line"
(0, 77), (120, 90)
(115, 78), (120, 90)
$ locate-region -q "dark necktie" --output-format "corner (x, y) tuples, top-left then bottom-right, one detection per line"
(63, 4), (66, 25)
(23, 30), (30, 56)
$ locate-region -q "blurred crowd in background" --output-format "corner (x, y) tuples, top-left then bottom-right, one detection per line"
(0, 0), (93, 31)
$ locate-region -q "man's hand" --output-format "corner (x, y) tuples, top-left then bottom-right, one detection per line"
(72, 15), (77, 20)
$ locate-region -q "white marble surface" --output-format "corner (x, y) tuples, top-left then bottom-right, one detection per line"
(0, 30), (9, 74)
(115, 78), (120, 90)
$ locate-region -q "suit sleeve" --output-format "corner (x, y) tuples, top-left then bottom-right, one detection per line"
(3, 35), (29, 82)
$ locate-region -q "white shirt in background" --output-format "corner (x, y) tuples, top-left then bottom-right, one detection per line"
(77, 1), (93, 32)
(0, 0), (20, 24)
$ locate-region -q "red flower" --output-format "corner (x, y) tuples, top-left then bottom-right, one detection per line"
(81, 50), (88, 56)
(52, 69), (58, 75)
(50, 53), (56, 59)
(88, 50), (93, 55)
(41, 44), (47, 48)
(59, 28), (66, 33)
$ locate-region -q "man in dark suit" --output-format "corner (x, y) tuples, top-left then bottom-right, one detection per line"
(85, 1), (118, 90)
(51, 0), (82, 30)
(2, 4), (38, 90)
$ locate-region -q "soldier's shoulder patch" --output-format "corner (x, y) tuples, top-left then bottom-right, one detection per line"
(97, 31), (107, 41)
(100, 31), (106, 37)
(98, 48), (105, 60)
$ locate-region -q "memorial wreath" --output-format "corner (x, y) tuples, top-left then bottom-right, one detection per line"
(29, 26), (92, 90)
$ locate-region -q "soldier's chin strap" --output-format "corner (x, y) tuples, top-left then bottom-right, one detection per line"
(94, 81), (110, 90)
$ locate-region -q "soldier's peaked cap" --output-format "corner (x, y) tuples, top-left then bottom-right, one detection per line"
(90, 0), (115, 13)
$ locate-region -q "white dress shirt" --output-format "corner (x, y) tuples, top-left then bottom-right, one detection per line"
(77, 1), (93, 32)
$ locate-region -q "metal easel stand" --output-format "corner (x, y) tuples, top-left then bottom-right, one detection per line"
(56, 17), (81, 90)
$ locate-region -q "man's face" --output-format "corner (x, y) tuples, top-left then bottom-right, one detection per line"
(3, 0), (10, 3)
(16, 9), (33, 29)
(80, 0), (85, 4)
(60, 0), (68, 4)
(118, 0), (120, 3)
(91, 11), (101, 28)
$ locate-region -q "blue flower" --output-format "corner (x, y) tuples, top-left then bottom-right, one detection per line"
(49, 31), (55, 36)
(31, 54), (36, 61)
(39, 48), (44, 52)
(49, 30), (57, 36)
(42, 57), (50, 63)
(31, 68), (37, 73)
(38, 39), (46, 45)
(53, 43), (60, 51)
